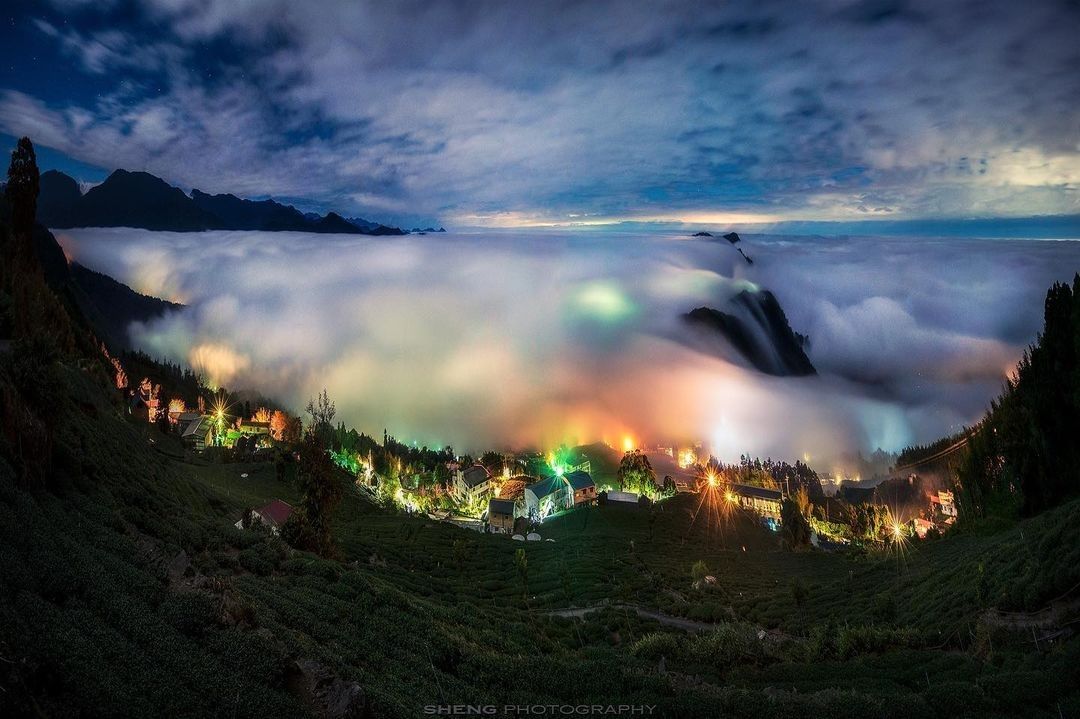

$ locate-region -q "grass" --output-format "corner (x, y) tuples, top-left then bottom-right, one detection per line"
(2, 365), (1080, 717)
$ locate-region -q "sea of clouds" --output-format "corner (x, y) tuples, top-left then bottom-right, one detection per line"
(55, 228), (1080, 465)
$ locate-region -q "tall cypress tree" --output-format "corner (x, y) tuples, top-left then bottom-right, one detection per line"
(6, 136), (39, 249)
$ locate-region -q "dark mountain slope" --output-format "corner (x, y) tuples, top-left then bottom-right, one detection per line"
(77, 170), (225, 231)
(189, 189), (313, 231)
(68, 262), (182, 348)
(310, 211), (366, 234)
(30, 222), (180, 349)
(37, 169), (410, 235)
(684, 289), (816, 376)
(37, 170), (81, 227)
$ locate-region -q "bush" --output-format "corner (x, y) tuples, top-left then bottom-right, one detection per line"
(836, 625), (922, 659)
(237, 545), (278, 576)
(628, 632), (683, 660)
(158, 592), (218, 636)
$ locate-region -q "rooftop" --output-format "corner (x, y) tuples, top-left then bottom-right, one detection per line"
(732, 483), (783, 501)
(564, 470), (594, 491)
(255, 499), (293, 527)
(499, 478), (530, 500)
(526, 475), (566, 500)
(488, 498), (516, 516)
(461, 465), (491, 488)
(180, 417), (210, 438)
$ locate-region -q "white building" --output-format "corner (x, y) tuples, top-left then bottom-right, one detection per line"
(450, 465), (493, 506)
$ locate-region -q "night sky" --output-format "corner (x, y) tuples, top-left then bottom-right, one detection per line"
(1, 0), (1078, 229)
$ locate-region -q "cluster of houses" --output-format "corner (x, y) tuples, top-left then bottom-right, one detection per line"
(441, 459), (790, 535)
(438, 463), (600, 533)
(915, 489), (957, 538)
(165, 412), (272, 452)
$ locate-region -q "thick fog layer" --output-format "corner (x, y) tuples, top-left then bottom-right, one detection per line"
(56, 228), (1080, 463)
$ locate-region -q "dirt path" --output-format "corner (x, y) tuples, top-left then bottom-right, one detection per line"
(545, 603), (719, 632)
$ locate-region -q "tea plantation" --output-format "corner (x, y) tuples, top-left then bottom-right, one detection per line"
(2, 367), (1080, 717)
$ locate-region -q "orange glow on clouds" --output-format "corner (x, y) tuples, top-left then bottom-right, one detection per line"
(188, 343), (250, 389)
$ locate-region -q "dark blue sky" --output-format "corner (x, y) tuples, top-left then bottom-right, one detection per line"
(1, 0), (1078, 230)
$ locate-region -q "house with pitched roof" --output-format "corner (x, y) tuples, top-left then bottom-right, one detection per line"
(235, 499), (294, 535)
(731, 483), (783, 518)
(524, 475), (571, 519)
(450, 464), (493, 506)
(487, 498), (517, 533)
(564, 470), (597, 506)
(179, 414), (213, 451)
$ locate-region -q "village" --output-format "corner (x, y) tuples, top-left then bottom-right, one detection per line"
(118, 357), (959, 550)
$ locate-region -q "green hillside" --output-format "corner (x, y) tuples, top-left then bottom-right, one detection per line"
(2, 363), (1080, 716)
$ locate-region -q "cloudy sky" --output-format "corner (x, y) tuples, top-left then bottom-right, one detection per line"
(1, 0), (1078, 228)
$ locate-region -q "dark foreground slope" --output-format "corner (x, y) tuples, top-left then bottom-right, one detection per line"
(3, 362), (1080, 717)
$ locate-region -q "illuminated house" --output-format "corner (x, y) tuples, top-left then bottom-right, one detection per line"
(677, 447), (698, 469)
(525, 475), (572, 519)
(175, 412), (202, 433)
(179, 415), (213, 451)
(931, 490), (957, 518)
(564, 470), (597, 506)
(238, 419), (270, 437)
(128, 377), (161, 423)
(487, 498), (517, 533)
(914, 518), (936, 539)
(731, 483), (783, 518)
(235, 499), (294, 535)
(451, 465), (493, 505)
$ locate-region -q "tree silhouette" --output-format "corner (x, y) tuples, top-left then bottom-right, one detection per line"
(955, 275), (1080, 517)
(617, 449), (656, 497)
(515, 548), (529, 602)
(284, 390), (343, 556)
(781, 498), (812, 550)
(6, 136), (39, 242)
(305, 387), (336, 446)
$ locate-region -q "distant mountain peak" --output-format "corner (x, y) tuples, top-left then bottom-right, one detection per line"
(683, 288), (815, 376)
(37, 168), (408, 235)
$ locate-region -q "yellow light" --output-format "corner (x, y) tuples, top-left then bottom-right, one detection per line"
(705, 470), (718, 487)
(623, 436), (634, 452)
(724, 490), (736, 503)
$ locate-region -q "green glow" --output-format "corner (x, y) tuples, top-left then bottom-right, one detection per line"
(572, 282), (636, 323)
(547, 447), (572, 477)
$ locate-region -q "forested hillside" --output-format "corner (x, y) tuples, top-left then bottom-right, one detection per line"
(955, 277), (1080, 518)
